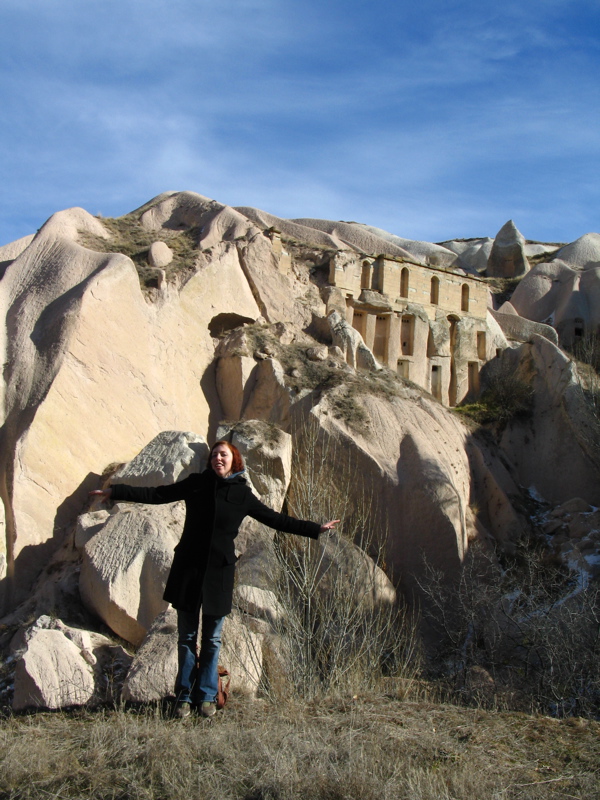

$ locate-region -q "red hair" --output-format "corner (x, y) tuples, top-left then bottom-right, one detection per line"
(209, 441), (245, 474)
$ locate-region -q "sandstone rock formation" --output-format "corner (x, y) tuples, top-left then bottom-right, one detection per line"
(0, 202), (266, 613)
(147, 241), (173, 268)
(120, 608), (178, 703)
(440, 238), (494, 274)
(504, 256), (600, 347)
(287, 385), (526, 604)
(487, 220), (529, 278)
(496, 335), (600, 505)
(2, 189), (600, 710)
(11, 615), (131, 710)
(111, 430), (208, 487)
(554, 233), (600, 270)
(489, 308), (558, 345)
(233, 585), (285, 627)
(2, 191), (566, 615)
(328, 310), (380, 370)
(309, 533), (397, 610)
(79, 433), (206, 644)
(79, 502), (182, 646)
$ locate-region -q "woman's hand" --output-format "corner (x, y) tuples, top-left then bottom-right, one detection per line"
(319, 519), (340, 534)
(89, 488), (112, 503)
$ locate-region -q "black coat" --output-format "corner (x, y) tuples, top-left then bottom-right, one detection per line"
(111, 469), (321, 617)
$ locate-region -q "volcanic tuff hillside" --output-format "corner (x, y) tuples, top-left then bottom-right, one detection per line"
(1, 191), (599, 713)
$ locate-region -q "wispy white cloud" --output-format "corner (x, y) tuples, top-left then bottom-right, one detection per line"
(1, 0), (599, 245)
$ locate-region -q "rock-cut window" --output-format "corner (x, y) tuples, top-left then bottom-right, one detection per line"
(461, 284), (469, 312)
(400, 267), (409, 298)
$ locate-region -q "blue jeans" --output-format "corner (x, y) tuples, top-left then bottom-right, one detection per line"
(175, 609), (225, 704)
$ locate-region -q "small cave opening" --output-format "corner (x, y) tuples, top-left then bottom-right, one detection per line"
(208, 313), (256, 338)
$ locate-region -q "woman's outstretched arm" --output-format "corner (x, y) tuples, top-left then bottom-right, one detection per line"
(246, 492), (339, 539)
(88, 475), (195, 506)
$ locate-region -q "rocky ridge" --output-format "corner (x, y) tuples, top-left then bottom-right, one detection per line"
(1, 191), (599, 710)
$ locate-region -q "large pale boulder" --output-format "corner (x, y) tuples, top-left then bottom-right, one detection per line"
(121, 608), (179, 702)
(444, 238), (494, 274)
(220, 608), (263, 696)
(75, 510), (111, 550)
(490, 309), (558, 345)
(80, 431), (208, 644)
(111, 430), (208, 487)
(235, 536), (280, 590)
(237, 230), (323, 329)
(147, 241), (173, 268)
(233, 585), (284, 626)
(461, 238), (494, 273)
(215, 327), (300, 425)
(235, 529), (396, 621)
(506, 259), (576, 325)
(12, 615), (131, 710)
(215, 419), (292, 511)
(80, 502), (182, 646)
(14, 629), (95, 710)
(312, 533), (396, 610)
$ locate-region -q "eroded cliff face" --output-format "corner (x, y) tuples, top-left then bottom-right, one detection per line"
(0, 196), (315, 610)
(0, 190), (598, 620)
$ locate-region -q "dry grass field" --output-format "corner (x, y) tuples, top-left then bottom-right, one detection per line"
(1, 694), (599, 800)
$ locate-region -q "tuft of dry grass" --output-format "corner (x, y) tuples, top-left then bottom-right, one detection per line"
(1, 697), (598, 799)
(78, 214), (202, 292)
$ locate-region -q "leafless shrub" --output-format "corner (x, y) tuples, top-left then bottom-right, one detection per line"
(573, 332), (600, 376)
(242, 415), (421, 701)
(419, 542), (600, 716)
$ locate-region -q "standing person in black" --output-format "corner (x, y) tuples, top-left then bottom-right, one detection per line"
(90, 440), (339, 718)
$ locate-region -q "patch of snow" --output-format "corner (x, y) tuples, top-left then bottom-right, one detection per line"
(583, 552), (600, 567)
(528, 486), (546, 503)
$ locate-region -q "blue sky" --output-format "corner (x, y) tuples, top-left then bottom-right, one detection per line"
(1, 0), (598, 247)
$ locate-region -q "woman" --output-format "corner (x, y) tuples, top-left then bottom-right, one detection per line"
(90, 440), (339, 718)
